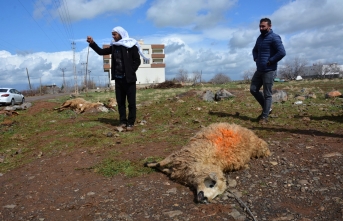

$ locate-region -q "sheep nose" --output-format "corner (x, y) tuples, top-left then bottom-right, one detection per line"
(197, 191), (208, 203)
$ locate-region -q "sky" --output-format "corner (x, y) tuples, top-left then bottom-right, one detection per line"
(0, 0), (342, 90)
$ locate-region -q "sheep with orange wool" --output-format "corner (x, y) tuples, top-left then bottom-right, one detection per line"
(145, 122), (270, 203)
(54, 98), (107, 113)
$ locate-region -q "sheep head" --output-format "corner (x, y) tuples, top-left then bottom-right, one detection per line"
(196, 170), (226, 203)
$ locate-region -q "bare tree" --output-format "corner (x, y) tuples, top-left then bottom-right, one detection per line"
(210, 73), (231, 84)
(190, 70), (202, 84)
(175, 69), (189, 83)
(242, 68), (256, 83)
(279, 57), (308, 80)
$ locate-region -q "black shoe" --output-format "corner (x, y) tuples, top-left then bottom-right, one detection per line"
(118, 123), (127, 128)
(259, 117), (268, 125)
(126, 125), (134, 131)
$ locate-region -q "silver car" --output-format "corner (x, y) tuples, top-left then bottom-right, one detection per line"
(0, 88), (25, 106)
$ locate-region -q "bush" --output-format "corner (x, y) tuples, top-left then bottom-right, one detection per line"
(210, 73), (231, 84)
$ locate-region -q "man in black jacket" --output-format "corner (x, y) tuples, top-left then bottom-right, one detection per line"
(87, 26), (148, 131)
(251, 18), (286, 124)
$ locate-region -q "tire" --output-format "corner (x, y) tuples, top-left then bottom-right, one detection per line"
(10, 99), (15, 106)
(21, 98), (25, 104)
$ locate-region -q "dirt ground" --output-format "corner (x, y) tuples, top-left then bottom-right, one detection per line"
(1, 100), (343, 221)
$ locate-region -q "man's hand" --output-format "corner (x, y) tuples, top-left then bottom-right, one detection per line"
(86, 36), (94, 44)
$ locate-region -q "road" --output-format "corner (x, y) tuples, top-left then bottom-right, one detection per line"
(25, 93), (70, 102)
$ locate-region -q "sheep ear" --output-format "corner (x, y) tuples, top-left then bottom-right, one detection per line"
(209, 172), (217, 181)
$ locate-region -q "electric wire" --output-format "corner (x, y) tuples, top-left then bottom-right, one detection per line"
(53, 0), (74, 41)
(30, 0), (71, 46)
(17, 0), (60, 52)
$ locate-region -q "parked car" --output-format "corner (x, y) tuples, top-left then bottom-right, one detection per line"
(0, 88), (25, 106)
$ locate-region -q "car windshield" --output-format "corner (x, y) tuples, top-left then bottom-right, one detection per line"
(0, 89), (8, 92)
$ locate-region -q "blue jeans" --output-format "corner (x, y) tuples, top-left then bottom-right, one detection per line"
(250, 70), (276, 118)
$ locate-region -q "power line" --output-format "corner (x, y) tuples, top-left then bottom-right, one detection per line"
(61, 0), (75, 40)
(17, 0), (60, 52)
(30, 0), (71, 46)
(53, 0), (74, 41)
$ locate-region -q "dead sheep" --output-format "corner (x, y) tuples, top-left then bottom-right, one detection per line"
(145, 122), (270, 203)
(54, 98), (106, 113)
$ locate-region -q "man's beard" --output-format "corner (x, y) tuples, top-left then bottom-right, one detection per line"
(260, 30), (268, 35)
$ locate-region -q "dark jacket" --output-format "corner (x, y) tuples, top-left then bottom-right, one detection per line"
(252, 29), (286, 72)
(89, 42), (141, 83)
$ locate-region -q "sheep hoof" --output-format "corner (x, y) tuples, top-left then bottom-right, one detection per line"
(144, 161), (157, 167)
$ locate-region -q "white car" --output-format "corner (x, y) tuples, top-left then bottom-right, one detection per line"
(0, 88), (25, 106)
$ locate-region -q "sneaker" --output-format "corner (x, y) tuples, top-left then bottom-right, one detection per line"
(257, 108), (273, 120)
(259, 117), (268, 125)
(126, 125), (134, 131)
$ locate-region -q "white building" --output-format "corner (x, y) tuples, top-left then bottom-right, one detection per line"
(102, 40), (165, 87)
(303, 63), (343, 78)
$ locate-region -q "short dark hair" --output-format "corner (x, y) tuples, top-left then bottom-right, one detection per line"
(260, 18), (271, 26)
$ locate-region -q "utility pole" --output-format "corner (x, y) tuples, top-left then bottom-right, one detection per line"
(71, 42), (78, 94)
(81, 62), (87, 88)
(26, 67), (32, 91)
(85, 46), (90, 91)
(60, 68), (66, 90)
(88, 70), (91, 89)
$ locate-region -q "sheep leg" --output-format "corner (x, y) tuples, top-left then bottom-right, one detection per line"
(144, 155), (174, 175)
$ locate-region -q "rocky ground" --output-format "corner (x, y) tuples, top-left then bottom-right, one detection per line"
(1, 100), (343, 221)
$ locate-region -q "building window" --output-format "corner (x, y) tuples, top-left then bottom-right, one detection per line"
(152, 49), (163, 54)
(143, 49), (149, 55)
(104, 59), (109, 64)
(143, 59), (150, 64)
(153, 59), (163, 64)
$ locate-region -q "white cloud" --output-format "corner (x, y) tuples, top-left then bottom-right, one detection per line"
(271, 0), (343, 34)
(147, 0), (237, 29)
(0, 48), (107, 89)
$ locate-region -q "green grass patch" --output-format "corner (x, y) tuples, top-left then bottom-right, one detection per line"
(94, 159), (154, 178)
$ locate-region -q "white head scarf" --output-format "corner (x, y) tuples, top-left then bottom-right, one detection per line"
(110, 26), (149, 62)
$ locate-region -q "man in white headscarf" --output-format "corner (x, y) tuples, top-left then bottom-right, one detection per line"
(87, 26), (148, 131)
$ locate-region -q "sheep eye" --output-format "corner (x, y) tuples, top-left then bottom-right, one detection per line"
(209, 181), (216, 188)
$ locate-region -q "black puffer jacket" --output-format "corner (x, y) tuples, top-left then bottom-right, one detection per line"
(89, 42), (141, 83)
(252, 29), (286, 72)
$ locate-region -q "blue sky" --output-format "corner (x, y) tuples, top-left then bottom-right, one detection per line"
(0, 0), (342, 90)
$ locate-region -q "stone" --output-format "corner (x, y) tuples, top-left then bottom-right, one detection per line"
(166, 188), (177, 194)
(214, 89), (235, 101)
(298, 180), (309, 185)
(295, 96), (306, 101)
(163, 210), (183, 218)
(228, 178), (237, 188)
(202, 90), (214, 102)
(272, 90), (288, 103)
(228, 209), (241, 219)
(270, 161), (278, 166)
(3, 204), (16, 209)
(323, 152), (342, 158)
(325, 90), (342, 98)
